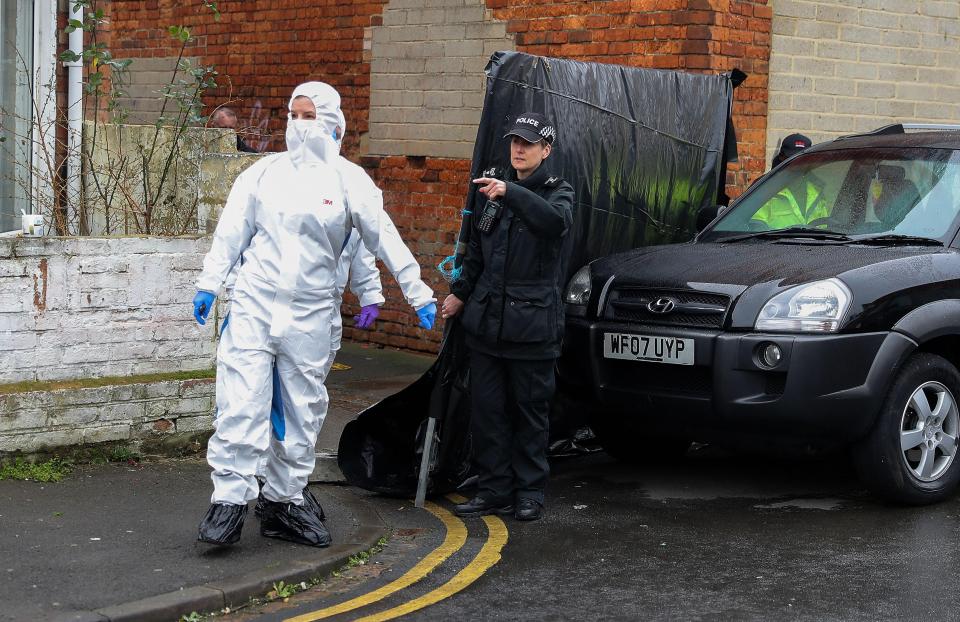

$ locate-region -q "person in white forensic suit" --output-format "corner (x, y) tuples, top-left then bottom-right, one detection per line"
(251, 93), (384, 517)
(252, 230), (384, 521)
(192, 81), (437, 547)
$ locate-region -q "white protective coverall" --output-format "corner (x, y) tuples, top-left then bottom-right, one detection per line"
(329, 233), (383, 373)
(320, 100), (384, 374)
(197, 82), (433, 506)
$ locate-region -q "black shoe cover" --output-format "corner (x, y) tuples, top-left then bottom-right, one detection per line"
(198, 502), (247, 546)
(256, 487), (323, 521)
(302, 487), (326, 521)
(254, 480), (265, 519)
(259, 499), (332, 548)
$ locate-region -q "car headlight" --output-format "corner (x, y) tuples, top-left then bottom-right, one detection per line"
(755, 278), (851, 333)
(564, 265), (592, 305)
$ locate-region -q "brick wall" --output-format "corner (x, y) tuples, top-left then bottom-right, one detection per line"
(0, 236), (216, 383)
(101, 0), (774, 355)
(767, 0), (960, 167)
(111, 56), (198, 125)
(102, 0), (388, 156)
(368, 0), (515, 158)
(488, 0), (772, 200)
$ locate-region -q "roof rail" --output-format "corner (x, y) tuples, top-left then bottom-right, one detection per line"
(836, 123), (960, 141)
(901, 123), (960, 131)
(835, 124), (903, 140)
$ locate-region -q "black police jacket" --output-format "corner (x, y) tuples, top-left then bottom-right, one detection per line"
(450, 163), (575, 359)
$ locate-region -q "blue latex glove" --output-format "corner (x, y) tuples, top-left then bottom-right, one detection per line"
(193, 290), (216, 325)
(354, 304), (380, 329)
(416, 302), (437, 330)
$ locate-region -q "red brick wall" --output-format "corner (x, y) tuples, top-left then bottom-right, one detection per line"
(340, 156), (469, 352)
(102, 0), (386, 157)
(100, 0), (771, 356)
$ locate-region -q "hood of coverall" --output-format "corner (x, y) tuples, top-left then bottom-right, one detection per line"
(286, 81), (345, 167)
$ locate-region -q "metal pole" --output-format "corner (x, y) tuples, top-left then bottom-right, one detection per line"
(414, 417), (436, 508)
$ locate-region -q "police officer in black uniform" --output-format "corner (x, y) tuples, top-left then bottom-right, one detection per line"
(442, 112), (575, 521)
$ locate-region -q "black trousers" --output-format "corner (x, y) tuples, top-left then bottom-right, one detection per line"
(469, 350), (556, 505)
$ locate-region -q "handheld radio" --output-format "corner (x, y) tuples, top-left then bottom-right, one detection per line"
(477, 199), (503, 234)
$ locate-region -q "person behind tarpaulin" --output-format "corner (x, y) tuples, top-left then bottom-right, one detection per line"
(751, 132), (828, 228)
(210, 106), (258, 153)
(191, 81), (437, 547)
(441, 112), (575, 522)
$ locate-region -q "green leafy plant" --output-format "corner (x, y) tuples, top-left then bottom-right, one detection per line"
(0, 457), (72, 482)
(270, 580), (297, 599)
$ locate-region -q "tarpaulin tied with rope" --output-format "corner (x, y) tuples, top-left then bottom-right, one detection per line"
(339, 52), (739, 497)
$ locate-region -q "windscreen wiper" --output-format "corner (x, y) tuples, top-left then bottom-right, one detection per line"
(718, 227), (853, 243)
(851, 234), (944, 246)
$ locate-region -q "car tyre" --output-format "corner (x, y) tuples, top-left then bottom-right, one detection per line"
(590, 409), (690, 464)
(854, 352), (960, 505)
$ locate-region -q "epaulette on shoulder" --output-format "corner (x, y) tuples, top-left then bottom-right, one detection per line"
(544, 175), (564, 188)
(480, 165), (504, 178)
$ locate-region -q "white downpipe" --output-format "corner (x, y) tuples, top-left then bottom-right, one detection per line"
(66, 2), (84, 233)
(32, 0), (58, 221)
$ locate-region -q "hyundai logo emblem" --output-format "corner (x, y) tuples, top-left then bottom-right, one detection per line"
(647, 297), (677, 314)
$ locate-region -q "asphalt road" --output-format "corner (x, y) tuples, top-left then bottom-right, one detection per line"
(231, 446), (960, 621)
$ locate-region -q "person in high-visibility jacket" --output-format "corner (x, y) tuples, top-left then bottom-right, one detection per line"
(751, 133), (829, 229)
(751, 179), (830, 229)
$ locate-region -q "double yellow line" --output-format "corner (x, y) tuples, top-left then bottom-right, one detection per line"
(285, 495), (508, 622)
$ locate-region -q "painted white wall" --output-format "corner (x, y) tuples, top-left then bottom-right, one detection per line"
(0, 236), (220, 383)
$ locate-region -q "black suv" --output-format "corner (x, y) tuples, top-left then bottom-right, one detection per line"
(560, 124), (960, 504)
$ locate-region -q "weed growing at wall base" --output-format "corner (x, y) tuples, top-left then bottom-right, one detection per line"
(0, 457), (72, 482)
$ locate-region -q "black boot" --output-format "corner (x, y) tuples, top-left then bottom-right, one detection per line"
(453, 496), (514, 518)
(259, 499), (332, 547)
(198, 503), (247, 546)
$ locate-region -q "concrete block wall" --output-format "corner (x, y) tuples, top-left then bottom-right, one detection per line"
(198, 152), (263, 233)
(0, 377), (215, 455)
(111, 57), (199, 125)
(82, 122), (239, 236)
(0, 236), (218, 384)
(766, 0), (960, 166)
(367, 0), (516, 159)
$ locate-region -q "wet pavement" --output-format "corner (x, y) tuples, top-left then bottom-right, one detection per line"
(318, 342), (435, 454)
(229, 445), (960, 621)
(425, 448), (960, 621)
(6, 338), (959, 621)
(0, 342), (435, 622)
(0, 460), (377, 622)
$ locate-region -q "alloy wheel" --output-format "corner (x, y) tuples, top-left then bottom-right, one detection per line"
(899, 381), (960, 482)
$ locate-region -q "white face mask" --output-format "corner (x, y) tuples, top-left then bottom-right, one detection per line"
(285, 119), (338, 166)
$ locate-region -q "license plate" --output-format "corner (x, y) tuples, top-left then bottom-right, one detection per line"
(603, 332), (694, 365)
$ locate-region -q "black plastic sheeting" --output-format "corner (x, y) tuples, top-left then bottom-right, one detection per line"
(338, 321), (472, 496)
(339, 52), (737, 496)
(469, 52), (735, 271)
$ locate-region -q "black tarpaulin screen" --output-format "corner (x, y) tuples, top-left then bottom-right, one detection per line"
(338, 52), (736, 496)
(472, 51), (734, 271)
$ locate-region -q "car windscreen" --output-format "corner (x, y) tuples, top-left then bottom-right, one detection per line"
(702, 147), (960, 244)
